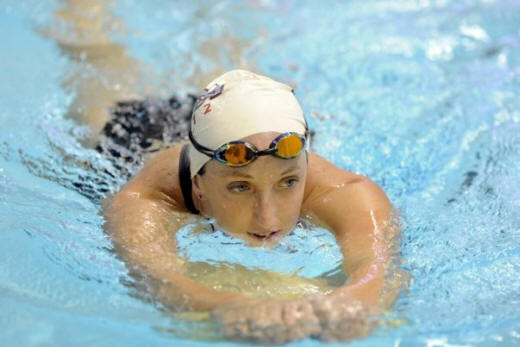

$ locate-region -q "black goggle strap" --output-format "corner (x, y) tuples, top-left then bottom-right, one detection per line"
(188, 129), (215, 158)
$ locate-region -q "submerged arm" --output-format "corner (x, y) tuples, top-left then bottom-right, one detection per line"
(211, 153), (402, 343)
(103, 146), (243, 311)
(303, 153), (399, 308)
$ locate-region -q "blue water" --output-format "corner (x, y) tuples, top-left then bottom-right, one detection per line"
(1, 0), (520, 346)
(176, 222), (342, 278)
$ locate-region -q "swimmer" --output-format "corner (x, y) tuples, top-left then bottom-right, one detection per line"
(49, 1), (404, 342)
(103, 70), (402, 343)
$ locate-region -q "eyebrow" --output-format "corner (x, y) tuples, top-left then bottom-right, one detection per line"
(280, 166), (300, 176)
(227, 171), (254, 179)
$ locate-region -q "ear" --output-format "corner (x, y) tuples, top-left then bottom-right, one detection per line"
(192, 174), (209, 216)
(192, 174), (203, 198)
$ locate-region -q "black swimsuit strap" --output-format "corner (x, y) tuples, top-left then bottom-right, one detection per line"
(179, 145), (199, 214)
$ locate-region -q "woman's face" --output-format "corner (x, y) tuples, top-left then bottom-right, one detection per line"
(193, 132), (308, 246)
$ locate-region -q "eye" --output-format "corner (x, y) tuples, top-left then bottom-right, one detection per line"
(227, 181), (251, 193)
(279, 176), (299, 189)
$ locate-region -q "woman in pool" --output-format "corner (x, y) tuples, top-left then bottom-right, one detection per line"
(50, 1), (401, 342)
(103, 69), (400, 343)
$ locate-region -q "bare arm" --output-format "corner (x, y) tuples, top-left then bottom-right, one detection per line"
(211, 153), (403, 343)
(103, 146), (244, 311)
(303, 153), (400, 307)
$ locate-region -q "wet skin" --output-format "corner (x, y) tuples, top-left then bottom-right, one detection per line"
(53, 1), (404, 342)
(104, 131), (403, 343)
(192, 132), (307, 247)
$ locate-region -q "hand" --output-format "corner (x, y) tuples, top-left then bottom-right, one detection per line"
(211, 298), (321, 344)
(211, 293), (379, 344)
(308, 291), (379, 342)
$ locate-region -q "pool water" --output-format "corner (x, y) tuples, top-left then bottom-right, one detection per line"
(1, 0), (520, 346)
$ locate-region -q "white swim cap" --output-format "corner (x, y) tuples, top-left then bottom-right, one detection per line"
(188, 69), (307, 177)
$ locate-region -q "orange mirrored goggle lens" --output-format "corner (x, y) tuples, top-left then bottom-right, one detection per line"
(217, 133), (306, 167)
(223, 144), (254, 165)
(275, 133), (305, 158)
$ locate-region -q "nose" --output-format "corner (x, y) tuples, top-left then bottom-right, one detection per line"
(253, 191), (279, 231)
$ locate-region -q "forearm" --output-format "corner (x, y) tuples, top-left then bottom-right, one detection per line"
(333, 260), (385, 307)
(152, 272), (245, 311)
(119, 241), (245, 311)
(103, 190), (245, 310)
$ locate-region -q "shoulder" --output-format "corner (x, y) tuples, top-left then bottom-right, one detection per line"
(303, 152), (391, 215)
(303, 152), (364, 200)
(117, 143), (187, 210)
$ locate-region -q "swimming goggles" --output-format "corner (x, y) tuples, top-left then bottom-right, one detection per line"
(189, 130), (308, 167)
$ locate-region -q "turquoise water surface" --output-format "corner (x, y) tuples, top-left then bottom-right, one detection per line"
(1, 0), (520, 346)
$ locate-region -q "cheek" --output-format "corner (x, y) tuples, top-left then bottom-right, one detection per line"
(277, 188), (306, 224)
(207, 192), (254, 229)
(288, 195), (305, 220)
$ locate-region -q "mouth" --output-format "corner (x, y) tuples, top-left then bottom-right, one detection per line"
(247, 230), (281, 242)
